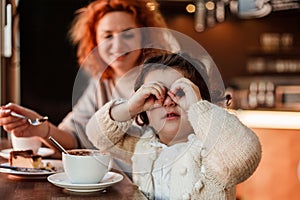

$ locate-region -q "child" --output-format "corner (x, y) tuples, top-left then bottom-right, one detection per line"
(86, 52), (261, 200)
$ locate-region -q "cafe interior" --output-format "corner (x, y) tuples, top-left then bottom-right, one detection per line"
(1, 0), (300, 199)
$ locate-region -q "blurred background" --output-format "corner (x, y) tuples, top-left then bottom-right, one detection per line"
(1, 0), (300, 124)
(1, 0), (300, 199)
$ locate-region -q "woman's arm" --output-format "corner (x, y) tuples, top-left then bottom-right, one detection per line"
(0, 103), (78, 158)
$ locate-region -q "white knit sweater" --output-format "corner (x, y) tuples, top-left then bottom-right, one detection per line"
(86, 100), (262, 200)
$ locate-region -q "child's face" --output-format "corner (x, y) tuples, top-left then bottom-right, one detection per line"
(144, 68), (194, 145)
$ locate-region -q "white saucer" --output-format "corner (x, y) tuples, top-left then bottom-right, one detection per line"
(0, 148), (55, 159)
(0, 160), (63, 179)
(47, 172), (123, 192)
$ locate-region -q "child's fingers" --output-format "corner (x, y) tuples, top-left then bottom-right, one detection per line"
(151, 82), (166, 100)
(142, 82), (166, 100)
(167, 91), (179, 104)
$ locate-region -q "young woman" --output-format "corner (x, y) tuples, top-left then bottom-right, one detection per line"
(0, 0), (174, 155)
(86, 52), (261, 199)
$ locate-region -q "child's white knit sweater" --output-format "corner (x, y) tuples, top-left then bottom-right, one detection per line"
(86, 100), (262, 200)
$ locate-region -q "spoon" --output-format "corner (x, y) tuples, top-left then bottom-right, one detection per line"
(48, 136), (69, 154)
(10, 112), (48, 126)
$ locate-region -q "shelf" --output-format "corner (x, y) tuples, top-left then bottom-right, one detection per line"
(247, 47), (300, 57)
(245, 47), (300, 74)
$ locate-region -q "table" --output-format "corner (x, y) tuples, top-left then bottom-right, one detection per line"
(0, 138), (147, 200)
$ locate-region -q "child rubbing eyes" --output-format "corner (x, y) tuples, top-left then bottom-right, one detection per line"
(86, 52), (261, 200)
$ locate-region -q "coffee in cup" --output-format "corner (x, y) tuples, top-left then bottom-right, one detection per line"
(62, 149), (111, 184)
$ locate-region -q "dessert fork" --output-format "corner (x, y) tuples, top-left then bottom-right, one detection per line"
(0, 164), (52, 172)
(10, 112), (48, 126)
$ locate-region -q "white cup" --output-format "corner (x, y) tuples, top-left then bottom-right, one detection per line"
(11, 134), (42, 154)
(62, 149), (111, 184)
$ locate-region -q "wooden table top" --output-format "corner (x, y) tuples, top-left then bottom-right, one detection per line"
(0, 138), (147, 200)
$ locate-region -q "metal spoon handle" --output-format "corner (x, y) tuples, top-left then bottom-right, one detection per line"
(10, 111), (48, 126)
(48, 136), (69, 154)
(10, 112), (27, 119)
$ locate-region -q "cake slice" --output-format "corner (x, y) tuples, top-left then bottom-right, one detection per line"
(9, 150), (43, 168)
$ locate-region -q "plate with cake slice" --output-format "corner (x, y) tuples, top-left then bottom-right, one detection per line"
(0, 159), (63, 178)
(0, 150), (63, 178)
(0, 147), (55, 159)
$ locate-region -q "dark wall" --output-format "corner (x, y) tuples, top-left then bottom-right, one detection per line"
(18, 0), (88, 125)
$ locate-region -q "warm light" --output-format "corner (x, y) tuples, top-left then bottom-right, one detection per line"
(146, 2), (156, 11)
(205, 1), (215, 11)
(186, 4), (196, 13)
(236, 110), (300, 130)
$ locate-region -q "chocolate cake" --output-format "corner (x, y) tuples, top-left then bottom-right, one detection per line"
(9, 150), (43, 168)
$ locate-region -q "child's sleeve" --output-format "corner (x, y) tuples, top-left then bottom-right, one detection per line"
(188, 100), (262, 188)
(86, 99), (141, 164)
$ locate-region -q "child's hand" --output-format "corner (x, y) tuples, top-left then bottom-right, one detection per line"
(128, 81), (166, 116)
(168, 77), (202, 111)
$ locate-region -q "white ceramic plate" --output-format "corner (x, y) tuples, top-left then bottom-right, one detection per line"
(47, 172), (123, 192)
(0, 148), (55, 159)
(0, 160), (63, 178)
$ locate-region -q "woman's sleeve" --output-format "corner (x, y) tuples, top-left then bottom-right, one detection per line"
(188, 100), (262, 188)
(86, 100), (141, 164)
(58, 78), (99, 149)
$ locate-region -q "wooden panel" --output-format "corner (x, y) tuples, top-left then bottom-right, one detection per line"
(237, 128), (300, 200)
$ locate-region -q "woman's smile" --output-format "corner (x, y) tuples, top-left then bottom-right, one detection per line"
(113, 52), (131, 61)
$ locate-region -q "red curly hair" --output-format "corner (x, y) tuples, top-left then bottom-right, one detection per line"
(68, 0), (168, 77)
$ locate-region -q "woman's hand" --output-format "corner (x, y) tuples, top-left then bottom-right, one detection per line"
(0, 103), (48, 138)
(168, 77), (202, 111)
(127, 81), (167, 116)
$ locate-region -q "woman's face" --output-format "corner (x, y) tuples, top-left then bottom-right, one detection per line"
(96, 11), (142, 77)
(144, 68), (194, 145)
